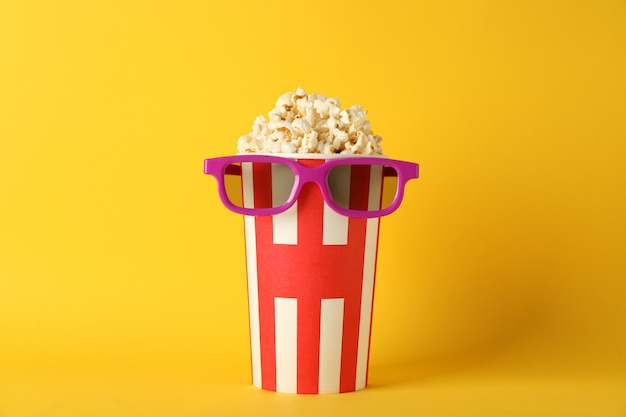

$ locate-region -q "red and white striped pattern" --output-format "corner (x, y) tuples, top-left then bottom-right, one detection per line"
(242, 159), (382, 394)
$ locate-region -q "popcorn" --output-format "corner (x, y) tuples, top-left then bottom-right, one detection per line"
(237, 88), (383, 155)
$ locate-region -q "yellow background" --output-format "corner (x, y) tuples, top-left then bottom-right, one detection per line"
(1, 0), (625, 415)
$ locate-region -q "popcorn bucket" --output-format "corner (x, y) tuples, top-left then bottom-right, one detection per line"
(237, 155), (387, 394)
(205, 153), (418, 393)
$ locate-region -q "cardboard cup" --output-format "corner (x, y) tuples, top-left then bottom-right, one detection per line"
(241, 154), (384, 394)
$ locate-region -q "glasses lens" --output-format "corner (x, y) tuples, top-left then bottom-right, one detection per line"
(270, 162), (296, 208)
(224, 161), (295, 209)
(224, 162), (244, 207)
(381, 166), (399, 210)
(328, 164), (398, 211)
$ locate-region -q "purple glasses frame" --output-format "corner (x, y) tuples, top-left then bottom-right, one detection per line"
(204, 155), (419, 218)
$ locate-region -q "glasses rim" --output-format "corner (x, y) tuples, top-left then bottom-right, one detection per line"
(204, 154), (419, 218)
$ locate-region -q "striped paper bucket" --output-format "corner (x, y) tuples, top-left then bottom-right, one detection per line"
(241, 155), (384, 394)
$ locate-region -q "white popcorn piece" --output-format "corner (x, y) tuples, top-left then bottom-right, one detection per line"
(237, 88), (383, 155)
